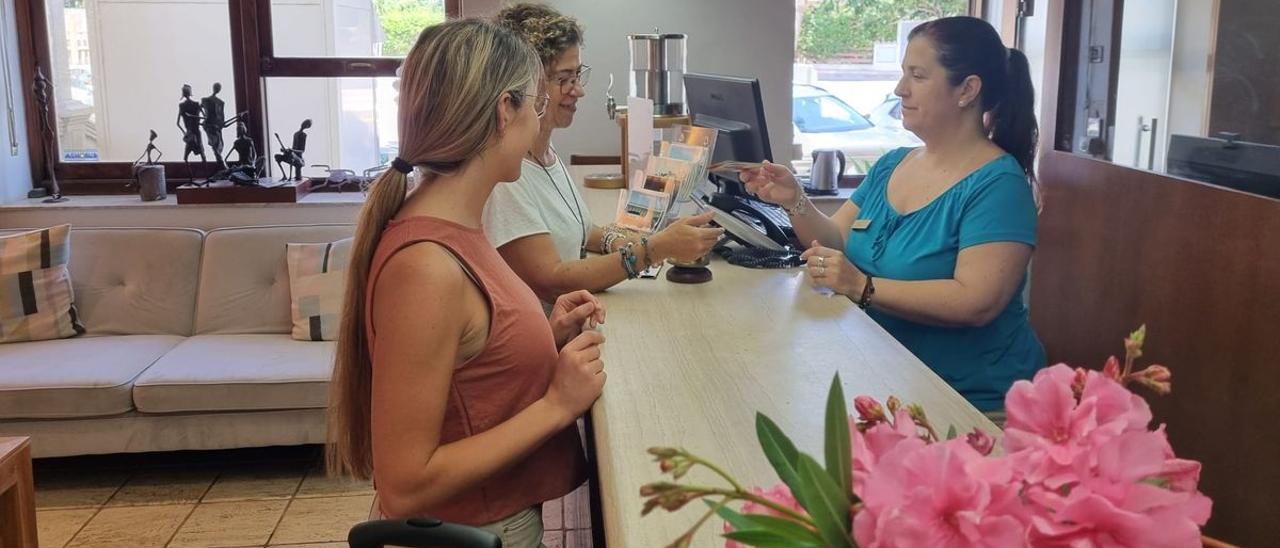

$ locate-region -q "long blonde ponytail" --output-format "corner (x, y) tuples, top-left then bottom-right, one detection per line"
(327, 18), (541, 480)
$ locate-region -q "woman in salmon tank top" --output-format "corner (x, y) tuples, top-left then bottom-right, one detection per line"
(325, 19), (607, 547)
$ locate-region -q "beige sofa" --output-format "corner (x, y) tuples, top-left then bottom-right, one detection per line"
(0, 224), (354, 458)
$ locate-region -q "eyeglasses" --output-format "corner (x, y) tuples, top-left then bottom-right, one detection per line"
(551, 64), (591, 93)
(509, 90), (551, 118)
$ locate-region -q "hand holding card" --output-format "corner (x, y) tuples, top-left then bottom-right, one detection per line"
(708, 160), (766, 173)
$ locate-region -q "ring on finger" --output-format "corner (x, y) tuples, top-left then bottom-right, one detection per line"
(817, 266), (826, 276)
(818, 256), (826, 267)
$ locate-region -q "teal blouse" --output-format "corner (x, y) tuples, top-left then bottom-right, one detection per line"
(845, 147), (1045, 411)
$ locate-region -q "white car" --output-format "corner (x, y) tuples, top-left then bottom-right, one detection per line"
(868, 95), (905, 131)
(792, 84), (921, 175)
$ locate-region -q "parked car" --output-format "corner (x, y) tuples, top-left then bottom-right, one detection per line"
(868, 94), (905, 131)
(792, 84), (920, 175)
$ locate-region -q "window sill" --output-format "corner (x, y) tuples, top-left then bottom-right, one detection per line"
(0, 191), (368, 211)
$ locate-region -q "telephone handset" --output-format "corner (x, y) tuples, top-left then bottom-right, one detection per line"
(703, 173), (798, 249)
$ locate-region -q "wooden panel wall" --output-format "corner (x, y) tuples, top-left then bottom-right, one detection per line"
(1030, 150), (1280, 545)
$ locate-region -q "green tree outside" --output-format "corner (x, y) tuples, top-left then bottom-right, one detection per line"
(373, 0), (446, 57)
(797, 0), (968, 61)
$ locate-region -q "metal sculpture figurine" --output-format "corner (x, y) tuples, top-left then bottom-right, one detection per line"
(200, 82), (244, 169)
(176, 84), (206, 182)
(213, 118), (264, 186)
(134, 129), (163, 165)
(131, 129), (167, 201)
(273, 119), (311, 181)
(33, 66), (67, 203)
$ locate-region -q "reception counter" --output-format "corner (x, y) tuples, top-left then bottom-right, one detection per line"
(589, 260), (997, 546)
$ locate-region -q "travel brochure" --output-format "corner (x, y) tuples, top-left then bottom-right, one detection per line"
(613, 124), (720, 233)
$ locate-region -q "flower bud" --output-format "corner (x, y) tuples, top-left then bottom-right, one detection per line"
(1129, 364), (1172, 395)
(1102, 356), (1121, 380)
(639, 482), (677, 497)
(886, 395), (901, 414)
(907, 403), (928, 425)
(854, 396), (887, 424)
(1072, 367), (1088, 398)
(648, 447), (680, 459)
(1124, 325), (1146, 361)
(966, 429), (995, 456)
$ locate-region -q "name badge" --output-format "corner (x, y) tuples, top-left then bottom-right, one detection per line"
(852, 219), (872, 231)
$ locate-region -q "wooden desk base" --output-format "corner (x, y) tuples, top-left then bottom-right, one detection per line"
(0, 437), (37, 548)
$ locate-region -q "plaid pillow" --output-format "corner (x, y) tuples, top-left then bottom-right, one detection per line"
(0, 224), (86, 343)
(286, 238), (352, 341)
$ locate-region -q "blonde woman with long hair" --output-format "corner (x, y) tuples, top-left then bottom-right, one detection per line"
(327, 19), (606, 546)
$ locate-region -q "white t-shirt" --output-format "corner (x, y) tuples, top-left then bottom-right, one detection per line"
(483, 152), (593, 264)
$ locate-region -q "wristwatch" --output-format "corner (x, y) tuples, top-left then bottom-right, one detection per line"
(784, 194), (808, 216)
(857, 276), (875, 309)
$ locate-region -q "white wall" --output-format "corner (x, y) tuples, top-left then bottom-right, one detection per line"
(1, 0), (32, 203)
(463, 0), (795, 164)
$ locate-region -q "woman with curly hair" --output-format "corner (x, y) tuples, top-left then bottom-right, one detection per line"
(485, 3), (724, 311)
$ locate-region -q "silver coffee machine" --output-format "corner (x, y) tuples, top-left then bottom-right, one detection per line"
(628, 30), (687, 115)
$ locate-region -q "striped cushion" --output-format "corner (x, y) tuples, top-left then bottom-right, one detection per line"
(0, 224), (86, 343)
(286, 238), (352, 341)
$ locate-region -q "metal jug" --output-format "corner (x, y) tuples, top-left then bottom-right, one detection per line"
(809, 148), (845, 195)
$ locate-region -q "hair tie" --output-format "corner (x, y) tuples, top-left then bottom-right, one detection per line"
(391, 157), (414, 174)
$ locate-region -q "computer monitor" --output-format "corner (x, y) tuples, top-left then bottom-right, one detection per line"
(683, 73), (773, 164)
(1166, 134), (1280, 200)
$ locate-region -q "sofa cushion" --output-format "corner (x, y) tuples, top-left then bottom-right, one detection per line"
(1, 227), (204, 337)
(195, 225), (354, 335)
(132, 334), (334, 413)
(0, 335), (184, 419)
(286, 238), (352, 341)
(0, 225), (85, 343)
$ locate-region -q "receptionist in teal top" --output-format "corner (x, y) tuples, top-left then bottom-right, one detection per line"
(741, 16), (1045, 412)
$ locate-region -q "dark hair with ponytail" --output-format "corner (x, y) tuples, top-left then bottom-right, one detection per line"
(909, 17), (1039, 184)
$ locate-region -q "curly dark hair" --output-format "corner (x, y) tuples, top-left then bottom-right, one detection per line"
(493, 3), (584, 68)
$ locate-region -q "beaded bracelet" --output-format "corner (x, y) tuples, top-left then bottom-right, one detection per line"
(619, 242), (640, 278)
(601, 230), (622, 254)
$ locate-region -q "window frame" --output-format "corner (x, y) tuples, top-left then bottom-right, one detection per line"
(12, 0), (458, 193)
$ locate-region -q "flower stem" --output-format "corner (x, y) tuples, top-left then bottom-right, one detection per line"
(684, 454), (745, 492)
(672, 496), (727, 546)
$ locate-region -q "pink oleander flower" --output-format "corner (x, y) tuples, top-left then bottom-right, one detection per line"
(1004, 364), (1154, 488)
(1024, 429), (1211, 547)
(1027, 485), (1210, 547)
(852, 408), (924, 491)
(854, 438), (1030, 548)
(723, 484), (806, 548)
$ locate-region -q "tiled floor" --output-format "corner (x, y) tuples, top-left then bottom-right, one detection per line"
(33, 445), (593, 547)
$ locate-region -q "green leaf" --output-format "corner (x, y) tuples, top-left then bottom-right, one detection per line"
(710, 500), (755, 532)
(823, 374), (852, 500)
(743, 515), (826, 544)
(711, 501), (825, 545)
(794, 455), (853, 548)
(723, 529), (822, 548)
(756, 413), (803, 491)
(946, 424), (958, 440)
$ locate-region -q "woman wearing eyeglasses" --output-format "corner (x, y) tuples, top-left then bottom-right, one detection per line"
(485, 4), (724, 311)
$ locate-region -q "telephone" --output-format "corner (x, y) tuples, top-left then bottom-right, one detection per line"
(703, 173), (798, 249)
